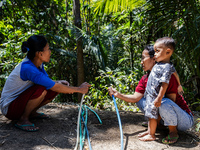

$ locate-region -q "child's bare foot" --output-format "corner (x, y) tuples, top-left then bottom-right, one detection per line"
(138, 131), (149, 137)
(139, 134), (156, 141)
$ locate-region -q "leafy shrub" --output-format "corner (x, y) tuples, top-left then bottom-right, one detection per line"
(85, 67), (142, 112)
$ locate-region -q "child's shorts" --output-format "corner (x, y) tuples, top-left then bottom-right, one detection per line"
(144, 94), (158, 119)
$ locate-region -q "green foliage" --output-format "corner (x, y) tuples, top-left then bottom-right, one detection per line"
(191, 98), (200, 111)
(0, 0), (200, 121)
(91, 0), (146, 14)
(84, 67), (142, 111)
(0, 20), (36, 91)
(196, 118), (200, 132)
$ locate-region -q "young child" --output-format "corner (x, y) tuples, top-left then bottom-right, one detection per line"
(139, 37), (182, 141)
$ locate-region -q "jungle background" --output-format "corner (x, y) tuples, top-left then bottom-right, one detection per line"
(0, 0), (200, 131)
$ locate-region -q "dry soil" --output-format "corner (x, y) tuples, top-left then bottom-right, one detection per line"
(0, 103), (200, 150)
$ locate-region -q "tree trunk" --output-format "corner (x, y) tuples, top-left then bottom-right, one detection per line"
(198, 57), (200, 97)
(0, 1), (2, 20)
(87, 0), (91, 35)
(130, 11), (133, 70)
(66, 0), (68, 24)
(73, 0), (84, 102)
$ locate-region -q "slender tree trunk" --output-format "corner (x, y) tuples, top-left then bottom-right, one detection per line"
(65, 0), (70, 39)
(87, 0), (91, 35)
(0, 1), (2, 20)
(73, 0), (84, 102)
(198, 57), (200, 97)
(66, 0), (68, 24)
(130, 11), (133, 70)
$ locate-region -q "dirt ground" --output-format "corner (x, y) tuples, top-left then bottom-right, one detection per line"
(0, 102), (200, 150)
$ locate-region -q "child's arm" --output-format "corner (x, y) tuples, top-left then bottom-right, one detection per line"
(173, 71), (184, 95)
(154, 82), (168, 107)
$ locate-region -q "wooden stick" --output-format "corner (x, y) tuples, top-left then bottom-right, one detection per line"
(0, 134), (10, 138)
(41, 137), (58, 150)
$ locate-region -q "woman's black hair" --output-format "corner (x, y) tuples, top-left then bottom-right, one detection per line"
(144, 45), (154, 58)
(21, 35), (47, 60)
(143, 45), (155, 76)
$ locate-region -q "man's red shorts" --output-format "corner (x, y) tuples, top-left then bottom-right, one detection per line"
(6, 84), (58, 120)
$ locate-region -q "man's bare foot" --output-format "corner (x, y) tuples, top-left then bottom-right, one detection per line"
(139, 134), (156, 141)
(15, 120), (39, 132)
(30, 112), (49, 119)
(138, 131), (149, 137)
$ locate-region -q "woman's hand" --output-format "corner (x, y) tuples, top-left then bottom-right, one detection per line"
(108, 87), (143, 103)
(178, 85), (184, 95)
(108, 87), (119, 97)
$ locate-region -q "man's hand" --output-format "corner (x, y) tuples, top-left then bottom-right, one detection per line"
(78, 82), (91, 94)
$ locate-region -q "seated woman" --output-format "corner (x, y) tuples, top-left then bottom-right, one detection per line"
(0, 35), (90, 132)
(108, 45), (194, 144)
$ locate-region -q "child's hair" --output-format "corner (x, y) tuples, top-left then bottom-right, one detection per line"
(21, 35), (47, 60)
(155, 37), (175, 51)
(144, 45), (155, 58)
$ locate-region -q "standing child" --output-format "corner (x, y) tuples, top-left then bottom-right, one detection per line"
(139, 37), (182, 141)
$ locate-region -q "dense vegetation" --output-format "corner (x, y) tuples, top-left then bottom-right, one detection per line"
(0, 0), (200, 115)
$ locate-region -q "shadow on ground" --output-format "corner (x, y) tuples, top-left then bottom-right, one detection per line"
(0, 103), (200, 150)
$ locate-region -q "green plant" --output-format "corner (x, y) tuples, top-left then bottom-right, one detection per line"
(85, 67), (142, 111)
(196, 118), (200, 132)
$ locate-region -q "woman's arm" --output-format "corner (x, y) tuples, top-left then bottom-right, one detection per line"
(108, 87), (144, 103)
(173, 71), (184, 95)
(50, 82), (90, 94)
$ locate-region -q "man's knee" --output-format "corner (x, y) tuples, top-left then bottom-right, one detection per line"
(40, 90), (47, 98)
(30, 85), (47, 100)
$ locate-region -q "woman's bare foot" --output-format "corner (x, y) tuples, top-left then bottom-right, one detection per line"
(162, 132), (179, 144)
(138, 131), (149, 137)
(139, 134), (156, 141)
